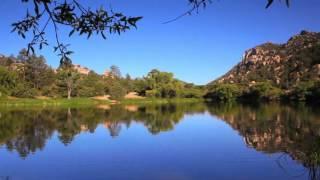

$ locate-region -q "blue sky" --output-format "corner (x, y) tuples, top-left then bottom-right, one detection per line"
(0, 0), (320, 85)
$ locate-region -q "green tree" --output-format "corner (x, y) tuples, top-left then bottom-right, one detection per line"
(246, 82), (282, 101)
(121, 74), (134, 93)
(0, 66), (18, 97)
(144, 69), (184, 98)
(77, 72), (105, 97)
(24, 54), (54, 90)
(110, 65), (122, 78)
(56, 68), (80, 99)
(205, 83), (242, 101)
(289, 81), (315, 101)
(109, 81), (127, 100)
(181, 88), (204, 98)
(309, 81), (320, 102)
(132, 78), (149, 96)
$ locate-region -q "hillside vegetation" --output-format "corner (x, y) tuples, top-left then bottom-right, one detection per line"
(1, 31), (319, 103)
(0, 50), (204, 100)
(206, 31), (320, 102)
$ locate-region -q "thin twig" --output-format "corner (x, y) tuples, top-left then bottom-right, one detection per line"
(44, 2), (64, 55)
(163, 0), (210, 24)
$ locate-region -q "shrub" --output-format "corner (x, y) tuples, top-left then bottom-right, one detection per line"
(181, 88), (204, 98)
(205, 84), (242, 101)
(289, 81), (314, 101)
(109, 82), (126, 100)
(245, 82), (282, 100)
(0, 86), (9, 98)
(11, 83), (38, 98)
(146, 89), (160, 98)
(42, 85), (60, 98)
(309, 81), (320, 100)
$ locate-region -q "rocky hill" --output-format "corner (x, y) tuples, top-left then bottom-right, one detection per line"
(213, 31), (320, 89)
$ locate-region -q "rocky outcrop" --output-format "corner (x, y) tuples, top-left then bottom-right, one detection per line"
(213, 31), (320, 88)
(73, 64), (91, 75)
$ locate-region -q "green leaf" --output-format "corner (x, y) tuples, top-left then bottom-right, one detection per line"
(265, 0), (274, 8)
(69, 29), (75, 37)
(101, 31), (106, 39)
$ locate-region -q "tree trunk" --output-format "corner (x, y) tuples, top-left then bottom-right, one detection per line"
(67, 88), (71, 99)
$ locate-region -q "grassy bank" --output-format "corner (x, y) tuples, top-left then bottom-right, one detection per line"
(0, 97), (204, 107)
(121, 98), (204, 105)
(0, 96), (206, 108)
(0, 98), (111, 107)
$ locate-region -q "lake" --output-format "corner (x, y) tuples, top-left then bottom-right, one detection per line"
(0, 102), (319, 180)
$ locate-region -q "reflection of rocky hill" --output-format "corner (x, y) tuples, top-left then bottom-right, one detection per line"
(207, 103), (320, 176)
(0, 103), (206, 157)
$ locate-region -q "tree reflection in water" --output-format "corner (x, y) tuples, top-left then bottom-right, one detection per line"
(0, 102), (320, 179)
(206, 102), (320, 180)
(0, 103), (206, 157)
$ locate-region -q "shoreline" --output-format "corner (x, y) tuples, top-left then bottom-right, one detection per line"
(0, 97), (204, 107)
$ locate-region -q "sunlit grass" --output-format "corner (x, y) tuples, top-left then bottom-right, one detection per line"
(121, 98), (204, 105)
(0, 97), (204, 107)
(0, 97), (111, 107)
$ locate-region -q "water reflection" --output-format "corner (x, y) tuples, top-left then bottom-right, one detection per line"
(0, 102), (320, 179)
(206, 102), (320, 180)
(0, 103), (206, 158)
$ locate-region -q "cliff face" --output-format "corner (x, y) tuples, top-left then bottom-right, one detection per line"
(213, 31), (320, 88)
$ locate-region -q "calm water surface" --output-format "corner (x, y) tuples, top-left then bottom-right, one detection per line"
(0, 103), (320, 180)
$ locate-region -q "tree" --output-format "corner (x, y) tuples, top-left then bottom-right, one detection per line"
(205, 83), (242, 101)
(289, 81), (315, 101)
(110, 65), (122, 78)
(121, 74), (134, 93)
(0, 67), (18, 97)
(132, 78), (149, 96)
(56, 67), (80, 99)
(143, 69), (185, 98)
(17, 49), (29, 62)
(244, 82), (282, 101)
(12, 0), (142, 63)
(77, 72), (105, 97)
(24, 55), (53, 90)
(108, 81), (126, 100)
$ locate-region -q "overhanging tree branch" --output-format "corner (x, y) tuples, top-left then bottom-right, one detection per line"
(12, 0), (291, 64)
(163, 0), (290, 24)
(12, 0), (143, 65)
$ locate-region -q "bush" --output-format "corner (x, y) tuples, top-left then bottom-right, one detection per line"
(181, 88), (204, 98)
(160, 86), (177, 98)
(109, 82), (127, 100)
(77, 86), (96, 97)
(309, 81), (320, 100)
(42, 85), (60, 98)
(12, 83), (38, 98)
(205, 84), (242, 101)
(289, 81), (314, 101)
(245, 82), (282, 101)
(0, 86), (9, 98)
(288, 81), (320, 102)
(0, 66), (17, 93)
(146, 89), (160, 98)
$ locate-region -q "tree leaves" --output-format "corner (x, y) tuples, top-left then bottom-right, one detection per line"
(265, 0), (274, 8)
(266, 0), (290, 8)
(13, 0), (143, 63)
(128, 17), (143, 28)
